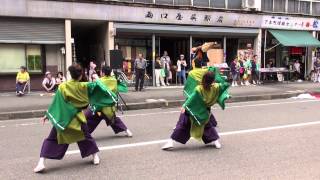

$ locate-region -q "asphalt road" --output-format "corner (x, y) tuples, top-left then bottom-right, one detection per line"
(0, 99), (320, 180)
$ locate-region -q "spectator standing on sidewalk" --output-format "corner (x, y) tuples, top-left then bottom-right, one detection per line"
(161, 51), (171, 86)
(88, 61), (97, 82)
(134, 53), (147, 91)
(313, 58), (320, 83)
(251, 55), (260, 85)
(177, 54), (187, 85)
(244, 56), (252, 86)
(230, 57), (239, 87)
(266, 59), (275, 81)
(154, 56), (166, 87)
(16, 66), (30, 96)
(239, 56), (245, 86)
(293, 60), (301, 81)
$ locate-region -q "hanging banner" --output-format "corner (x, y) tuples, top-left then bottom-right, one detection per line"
(262, 15), (320, 31)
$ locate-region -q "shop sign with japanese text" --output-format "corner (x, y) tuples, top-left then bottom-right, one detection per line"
(140, 9), (261, 28)
(262, 15), (320, 31)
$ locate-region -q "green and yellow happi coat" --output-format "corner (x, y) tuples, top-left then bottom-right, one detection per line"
(45, 79), (117, 144)
(97, 76), (128, 119)
(183, 67), (230, 141)
(184, 66), (229, 110)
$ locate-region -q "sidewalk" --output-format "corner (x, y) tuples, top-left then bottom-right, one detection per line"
(0, 82), (319, 120)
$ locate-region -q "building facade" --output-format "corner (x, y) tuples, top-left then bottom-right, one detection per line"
(0, 0), (320, 90)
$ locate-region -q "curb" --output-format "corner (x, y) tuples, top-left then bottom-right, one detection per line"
(0, 92), (304, 120)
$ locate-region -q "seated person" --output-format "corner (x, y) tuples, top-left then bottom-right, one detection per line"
(42, 71), (56, 93)
(16, 66), (30, 95)
(55, 72), (66, 86)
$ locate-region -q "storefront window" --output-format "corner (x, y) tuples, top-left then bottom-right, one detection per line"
(135, 0), (154, 3)
(115, 36), (153, 83)
(300, 1), (310, 14)
(288, 0), (299, 13)
(274, 0), (286, 12)
(227, 0), (241, 9)
(175, 0), (191, 5)
(0, 44), (25, 73)
(238, 39), (254, 50)
(210, 0), (226, 8)
(262, 0), (273, 11)
(26, 45), (42, 73)
(155, 0), (173, 5)
(0, 44), (43, 73)
(312, 2), (320, 15)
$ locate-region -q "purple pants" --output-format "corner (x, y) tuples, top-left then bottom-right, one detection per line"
(171, 113), (219, 144)
(40, 124), (99, 160)
(85, 109), (127, 134)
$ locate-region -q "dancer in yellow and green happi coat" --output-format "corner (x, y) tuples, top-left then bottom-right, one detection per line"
(162, 66), (230, 150)
(34, 63), (117, 173)
(85, 66), (133, 137)
(184, 58), (229, 110)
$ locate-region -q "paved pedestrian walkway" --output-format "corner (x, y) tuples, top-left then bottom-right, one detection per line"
(0, 82), (319, 113)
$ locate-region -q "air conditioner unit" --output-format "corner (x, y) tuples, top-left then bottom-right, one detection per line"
(242, 0), (261, 11)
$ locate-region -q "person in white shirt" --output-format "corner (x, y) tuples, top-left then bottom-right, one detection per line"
(176, 54), (187, 85)
(161, 51), (171, 86)
(154, 56), (166, 87)
(293, 60), (301, 80)
(88, 61), (97, 82)
(42, 71), (56, 92)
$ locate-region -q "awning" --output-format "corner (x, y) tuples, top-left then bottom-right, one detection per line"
(115, 23), (259, 37)
(269, 30), (320, 47)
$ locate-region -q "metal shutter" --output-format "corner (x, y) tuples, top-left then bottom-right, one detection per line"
(0, 18), (65, 44)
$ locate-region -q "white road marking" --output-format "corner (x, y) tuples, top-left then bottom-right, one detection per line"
(66, 120), (320, 155)
(15, 122), (38, 127)
(0, 125), (5, 128)
(225, 99), (319, 109)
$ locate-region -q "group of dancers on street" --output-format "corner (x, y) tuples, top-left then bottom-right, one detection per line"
(34, 42), (230, 173)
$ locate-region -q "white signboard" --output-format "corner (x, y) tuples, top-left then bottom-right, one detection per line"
(125, 8), (262, 28)
(262, 15), (320, 31)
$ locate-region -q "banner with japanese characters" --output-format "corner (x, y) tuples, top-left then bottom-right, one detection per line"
(107, 6), (261, 28)
(261, 15), (320, 31)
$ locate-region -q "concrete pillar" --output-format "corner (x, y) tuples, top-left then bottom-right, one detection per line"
(223, 36), (227, 62)
(310, 31), (317, 72)
(65, 19), (72, 79)
(254, 29), (263, 66)
(106, 21), (115, 66)
(152, 34), (156, 86)
(189, 35), (193, 66)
